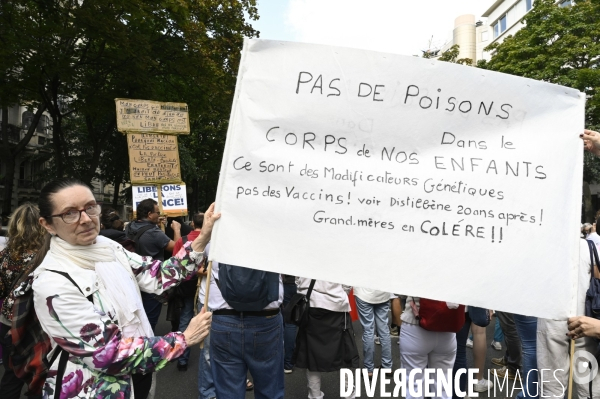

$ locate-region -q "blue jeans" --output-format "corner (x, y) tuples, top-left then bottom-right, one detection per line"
(355, 296), (393, 372)
(178, 296), (195, 365)
(453, 306), (489, 399)
(513, 314), (538, 399)
(210, 312), (284, 399)
(282, 283), (297, 370)
(494, 317), (504, 342)
(197, 302), (216, 399)
(140, 292), (162, 331)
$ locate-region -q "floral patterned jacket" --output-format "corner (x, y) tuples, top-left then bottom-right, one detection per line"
(32, 240), (201, 399)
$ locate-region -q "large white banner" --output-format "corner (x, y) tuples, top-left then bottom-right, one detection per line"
(211, 39), (585, 319)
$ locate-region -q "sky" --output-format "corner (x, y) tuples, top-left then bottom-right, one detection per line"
(250, 0), (491, 57)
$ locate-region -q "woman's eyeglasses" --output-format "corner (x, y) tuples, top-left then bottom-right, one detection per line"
(49, 204), (101, 224)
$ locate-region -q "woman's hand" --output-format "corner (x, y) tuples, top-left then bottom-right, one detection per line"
(567, 316), (600, 339)
(581, 129), (600, 157)
(183, 307), (212, 346)
(191, 203), (221, 253)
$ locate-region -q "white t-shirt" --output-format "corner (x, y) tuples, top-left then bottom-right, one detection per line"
(353, 287), (391, 304)
(587, 232), (600, 250)
(0, 237), (6, 251)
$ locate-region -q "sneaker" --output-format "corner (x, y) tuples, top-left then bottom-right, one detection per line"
(390, 325), (399, 337)
(491, 340), (502, 351)
(284, 368), (293, 374)
(491, 356), (506, 367)
(493, 366), (517, 380)
(473, 378), (493, 392)
(466, 338), (473, 348)
(375, 336), (381, 345)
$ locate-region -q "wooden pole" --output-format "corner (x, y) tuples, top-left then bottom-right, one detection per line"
(199, 260), (212, 349)
(568, 338), (575, 399)
(155, 184), (165, 232)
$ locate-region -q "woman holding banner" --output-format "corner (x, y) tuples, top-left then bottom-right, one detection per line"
(12, 178), (217, 399)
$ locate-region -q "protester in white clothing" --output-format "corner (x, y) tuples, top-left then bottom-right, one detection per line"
(538, 239), (600, 398)
(586, 220), (600, 250)
(400, 297), (456, 399)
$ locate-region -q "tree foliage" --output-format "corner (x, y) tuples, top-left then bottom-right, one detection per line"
(0, 0), (258, 213)
(478, 0), (600, 184)
(438, 44), (473, 65)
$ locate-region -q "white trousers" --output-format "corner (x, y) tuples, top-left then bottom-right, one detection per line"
(399, 323), (456, 399)
(306, 370), (355, 399)
(537, 318), (600, 399)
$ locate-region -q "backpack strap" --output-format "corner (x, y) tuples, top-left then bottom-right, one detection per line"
(44, 269), (94, 399)
(587, 240), (600, 282)
(306, 279), (316, 302)
(53, 350), (70, 399)
(46, 270), (93, 302)
(182, 235), (188, 244)
(132, 224), (156, 253)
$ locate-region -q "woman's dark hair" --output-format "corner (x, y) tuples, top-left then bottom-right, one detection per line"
(100, 206), (120, 229)
(29, 178), (91, 273)
(39, 178), (90, 222)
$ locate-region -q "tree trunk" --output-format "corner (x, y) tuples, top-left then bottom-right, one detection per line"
(1, 105), (45, 217)
(1, 106), (13, 217)
(112, 168), (124, 208)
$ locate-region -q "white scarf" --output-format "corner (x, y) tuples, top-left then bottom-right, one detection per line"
(49, 235), (154, 338)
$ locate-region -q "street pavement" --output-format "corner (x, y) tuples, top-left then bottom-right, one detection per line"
(1, 311), (517, 398)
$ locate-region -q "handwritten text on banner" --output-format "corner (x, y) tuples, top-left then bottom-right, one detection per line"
(211, 39), (585, 319)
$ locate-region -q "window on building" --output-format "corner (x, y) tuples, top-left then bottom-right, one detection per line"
(36, 114), (48, 133)
(38, 136), (45, 145)
(43, 115), (51, 134)
(21, 111), (33, 130)
(559, 0), (572, 7)
(493, 14), (507, 38)
(526, 0), (533, 10)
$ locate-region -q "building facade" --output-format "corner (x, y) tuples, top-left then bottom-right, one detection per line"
(0, 105), (122, 216)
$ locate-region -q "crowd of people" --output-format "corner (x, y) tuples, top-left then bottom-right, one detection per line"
(0, 130), (599, 399)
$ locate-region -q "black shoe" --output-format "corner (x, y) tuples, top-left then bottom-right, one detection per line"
(177, 363), (188, 372)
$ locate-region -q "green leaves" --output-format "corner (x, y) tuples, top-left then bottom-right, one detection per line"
(2, 0), (259, 208)
(480, 0), (600, 182)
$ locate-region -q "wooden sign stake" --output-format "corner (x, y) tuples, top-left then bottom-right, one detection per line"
(199, 261), (212, 349)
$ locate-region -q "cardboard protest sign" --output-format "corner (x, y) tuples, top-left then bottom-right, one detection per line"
(132, 184), (187, 218)
(127, 133), (182, 184)
(115, 98), (190, 134)
(211, 39), (585, 319)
